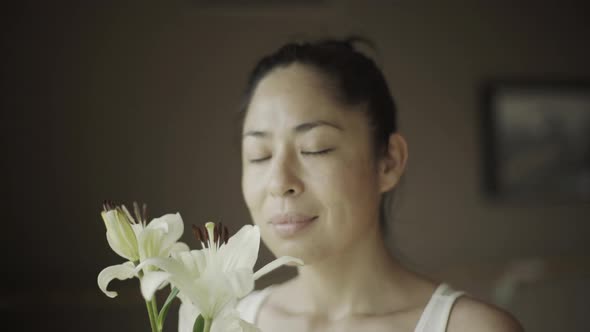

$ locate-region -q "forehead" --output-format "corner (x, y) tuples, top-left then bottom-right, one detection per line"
(243, 64), (364, 130)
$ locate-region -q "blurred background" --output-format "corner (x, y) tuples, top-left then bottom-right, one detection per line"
(3, 1), (589, 331)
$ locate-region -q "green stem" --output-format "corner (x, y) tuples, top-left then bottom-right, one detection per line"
(145, 299), (158, 332)
(203, 318), (212, 332)
(137, 267), (159, 331)
(150, 298), (159, 326)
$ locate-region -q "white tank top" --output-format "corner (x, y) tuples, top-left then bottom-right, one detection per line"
(237, 283), (465, 332)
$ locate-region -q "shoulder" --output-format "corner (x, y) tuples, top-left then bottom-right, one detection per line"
(447, 296), (524, 332)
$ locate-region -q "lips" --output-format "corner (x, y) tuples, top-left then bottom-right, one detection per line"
(269, 213), (317, 225)
(269, 213), (318, 238)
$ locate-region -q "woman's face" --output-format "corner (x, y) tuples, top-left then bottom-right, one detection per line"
(241, 64), (384, 264)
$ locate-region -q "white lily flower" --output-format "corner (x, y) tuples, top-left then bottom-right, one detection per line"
(98, 201), (189, 298)
(138, 222), (303, 328)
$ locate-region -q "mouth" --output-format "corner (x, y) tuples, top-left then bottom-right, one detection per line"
(268, 213), (318, 238)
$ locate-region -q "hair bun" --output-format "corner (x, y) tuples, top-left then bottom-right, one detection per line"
(344, 36), (376, 51)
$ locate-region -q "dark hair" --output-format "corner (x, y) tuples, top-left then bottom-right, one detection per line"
(239, 36), (402, 238)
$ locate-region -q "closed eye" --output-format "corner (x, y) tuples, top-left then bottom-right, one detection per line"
(248, 148), (335, 164)
(301, 148), (335, 156)
(248, 156), (271, 163)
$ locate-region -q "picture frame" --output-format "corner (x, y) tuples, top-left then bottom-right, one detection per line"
(480, 79), (590, 203)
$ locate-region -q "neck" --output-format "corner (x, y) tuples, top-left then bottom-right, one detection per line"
(290, 223), (417, 319)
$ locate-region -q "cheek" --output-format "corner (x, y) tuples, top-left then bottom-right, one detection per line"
(241, 170), (263, 213)
(315, 154), (378, 203)
(314, 155), (380, 229)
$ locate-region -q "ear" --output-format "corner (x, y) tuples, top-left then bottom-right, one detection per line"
(378, 133), (408, 193)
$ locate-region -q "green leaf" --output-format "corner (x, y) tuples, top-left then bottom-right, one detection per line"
(193, 314), (205, 332)
(157, 287), (180, 330)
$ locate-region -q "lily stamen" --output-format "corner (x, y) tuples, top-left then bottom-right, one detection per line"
(205, 222), (216, 250)
(103, 200), (115, 212)
(120, 205), (136, 224)
(192, 222), (231, 250)
(142, 202), (147, 224)
(133, 201), (148, 226)
(192, 224), (207, 249)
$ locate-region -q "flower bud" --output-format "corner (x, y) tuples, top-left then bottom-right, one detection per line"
(101, 207), (140, 261)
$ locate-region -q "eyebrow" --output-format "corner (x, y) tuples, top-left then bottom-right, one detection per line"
(242, 120), (343, 138)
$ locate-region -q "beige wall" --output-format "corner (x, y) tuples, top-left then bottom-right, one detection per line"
(5, 1), (589, 331)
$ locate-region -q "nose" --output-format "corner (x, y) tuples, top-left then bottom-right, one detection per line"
(268, 152), (304, 198)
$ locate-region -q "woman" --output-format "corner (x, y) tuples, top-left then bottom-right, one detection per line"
(208, 37), (522, 331)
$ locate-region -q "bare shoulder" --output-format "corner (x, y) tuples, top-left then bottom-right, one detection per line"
(447, 296), (524, 332)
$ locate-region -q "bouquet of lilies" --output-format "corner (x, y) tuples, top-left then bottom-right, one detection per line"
(98, 201), (303, 332)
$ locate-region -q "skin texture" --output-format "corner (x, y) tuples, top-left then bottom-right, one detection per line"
(241, 63), (523, 332)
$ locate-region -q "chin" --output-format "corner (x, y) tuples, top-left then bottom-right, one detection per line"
(267, 240), (325, 267)
(258, 220), (324, 259)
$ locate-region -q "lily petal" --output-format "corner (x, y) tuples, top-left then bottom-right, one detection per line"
(97, 261), (136, 298)
(253, 256), (304, 280)
(211, 308), (260, 332)
(102, 210), (139, 261)
(131, 223), (144, 239)
(174, 250), (206, 276)
(225, 268), (255, 298)
(138, 226), (162, 262)
(150, 212), (184, 251)
(140, 271), (171, 301)
(170, 241), (190, 255)
(178, 300), (200, 332)
(188, 272), (236, 319)
(218, 225), (260, 271)
(138, 213), (185, 261)
(136, 257), (202, 305)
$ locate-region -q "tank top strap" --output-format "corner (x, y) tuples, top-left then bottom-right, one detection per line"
(237, 285), (275, 324)
(414, 283), (465, 332)
(237, 283), (464, 331)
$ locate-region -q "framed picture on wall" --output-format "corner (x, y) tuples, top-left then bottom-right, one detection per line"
(480, 79), (590, 203)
